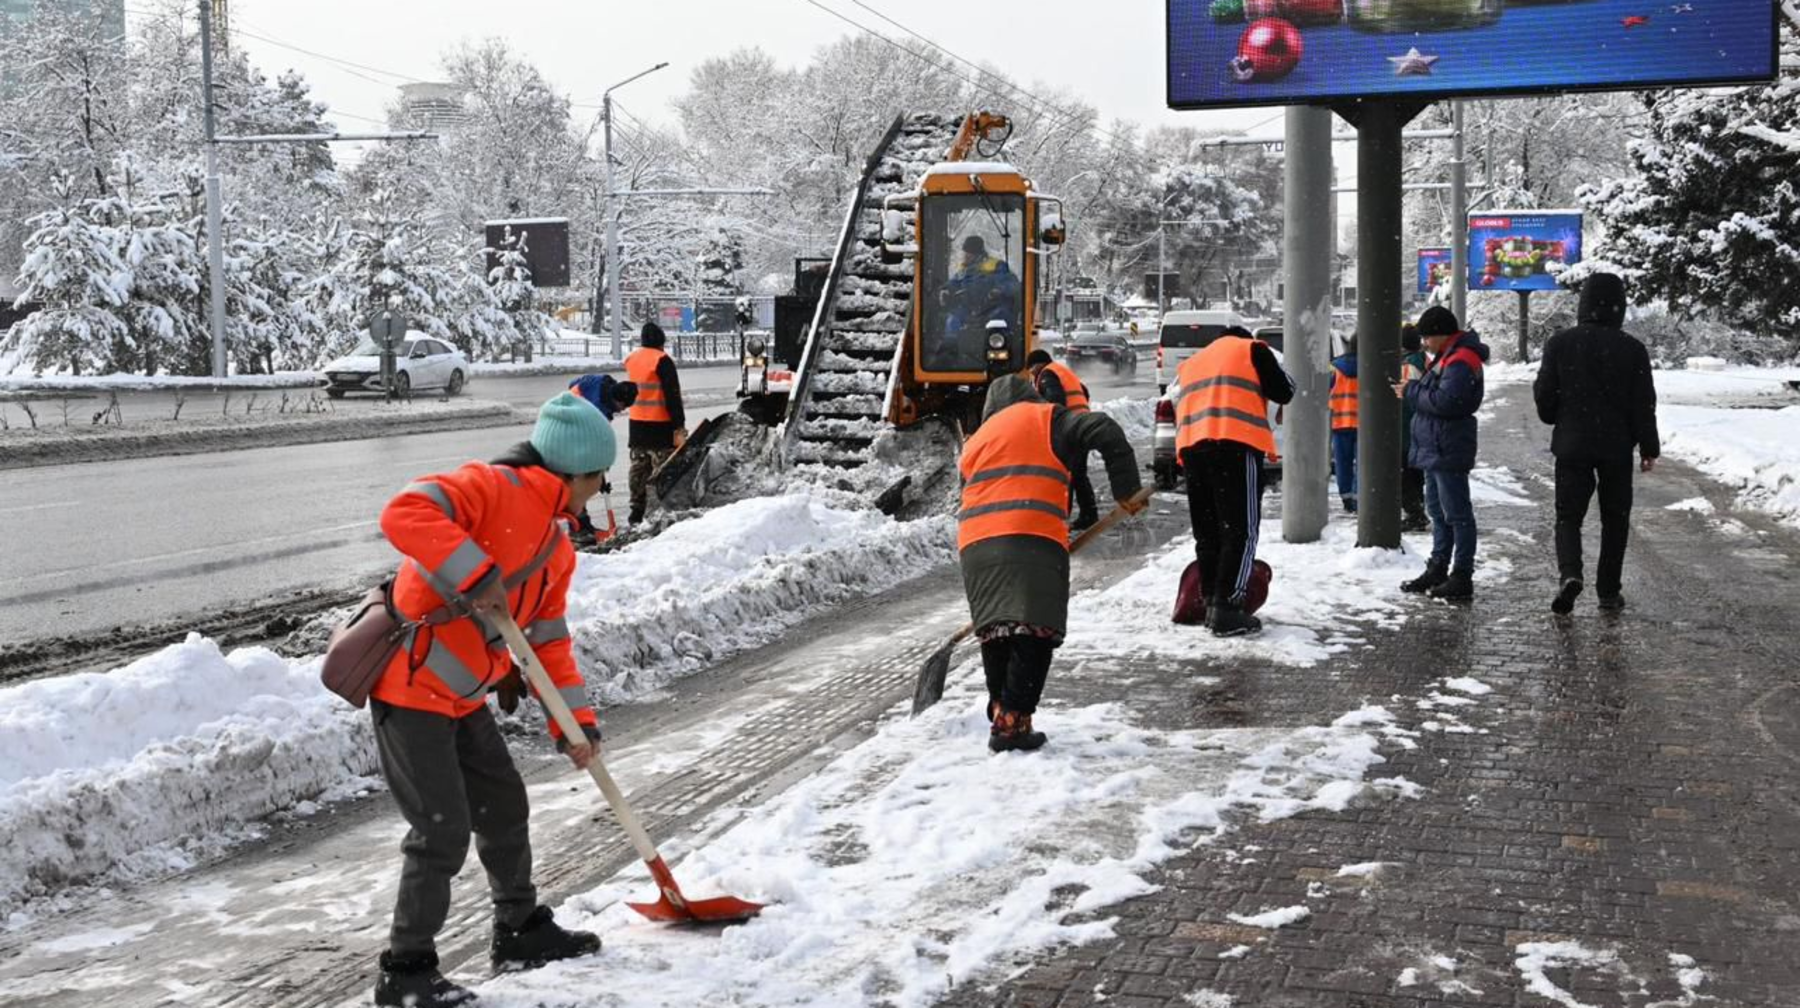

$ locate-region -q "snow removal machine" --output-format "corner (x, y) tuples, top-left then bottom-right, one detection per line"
(651, 112), (1066, 518)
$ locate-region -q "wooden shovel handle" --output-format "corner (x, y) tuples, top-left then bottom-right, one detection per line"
(496, 617), (662, 866)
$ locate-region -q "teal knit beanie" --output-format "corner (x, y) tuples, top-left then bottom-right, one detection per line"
(531, 392), (616, 475)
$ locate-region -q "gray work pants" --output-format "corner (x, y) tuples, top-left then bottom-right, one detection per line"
(373, 701), (537, 955)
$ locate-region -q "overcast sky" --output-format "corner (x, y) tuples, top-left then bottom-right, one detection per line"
(212, 0), (1282, 144)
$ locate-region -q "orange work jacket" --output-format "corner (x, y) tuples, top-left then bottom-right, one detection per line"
(1037, 361), (1090, 413)
(958, 401), (1072, 552)
(1330, 363), (1359, 431)
(371, 462), (597, 741)
(1173, 337), (1276, 457)
(624, 348), (672, 423)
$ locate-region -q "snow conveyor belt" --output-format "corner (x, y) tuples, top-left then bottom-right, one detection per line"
(784, 112), (964, 467)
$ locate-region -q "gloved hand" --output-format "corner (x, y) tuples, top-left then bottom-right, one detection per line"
(1118, 492), (1150, 516)
(672, 428), (689, 450)
(494, 664), (525, 715)
(557, 724), (604, 770)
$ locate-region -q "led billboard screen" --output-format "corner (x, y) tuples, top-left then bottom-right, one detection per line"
(1417, 247), (1452, 294)
(1467, 211), (1582, 292)
(1167, 0), (1776, 109)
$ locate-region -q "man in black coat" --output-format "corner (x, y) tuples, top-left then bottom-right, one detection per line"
(1533, 272), (1661, 614)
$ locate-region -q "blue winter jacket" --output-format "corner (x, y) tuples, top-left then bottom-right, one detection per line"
(569, 373), (621, 420)
(1405, 331), (1491, 472)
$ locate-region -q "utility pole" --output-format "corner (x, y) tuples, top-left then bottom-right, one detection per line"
(603, 62), (669, 360)
(1450, 102), (1469, 322)
(198, 0), (227, 378)
(1282, 107), (1333, 545)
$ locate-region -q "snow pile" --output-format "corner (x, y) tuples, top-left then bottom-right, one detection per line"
(0, 494), (955, 919)
(565, 494), (955, 704)
(1653, 364), (1800, 406)
(1094, 394), (1155, 442)
(1661, 404), (1800, 527)
(0, 638), (370, 918)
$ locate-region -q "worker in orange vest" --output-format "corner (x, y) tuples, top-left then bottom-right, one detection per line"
(368, 392), (610, 1007)
(1329, 334), (1360, 514)
(958, 374), (1143, 752)
(1026, 348), (1098, 530)
(1173, 324), (1294, 637)
(623, 322), (687, 524)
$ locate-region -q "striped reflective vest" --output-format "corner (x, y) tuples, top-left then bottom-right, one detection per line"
(1330, 363), (1359, 431)
(1173, 337), (1276, 457)
(371, 462), (597, 741)
(624, 348), (672, 423)
(1038, 361), (1090, 413)
(957, 401), (1072, 552)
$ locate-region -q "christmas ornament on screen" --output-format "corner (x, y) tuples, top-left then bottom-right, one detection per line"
(1347, 0), (1499, 32)
(1213, 0), (1343, 25)
(1231, 17), (1304, 83)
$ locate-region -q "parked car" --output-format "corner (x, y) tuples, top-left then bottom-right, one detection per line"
(1253, 326), (1284, 354)
(322, 333), (468, 399)
(1151, 347), (1285, 490)
(1156, 309), (1247, 393)
(1064, 331), (1138, 373)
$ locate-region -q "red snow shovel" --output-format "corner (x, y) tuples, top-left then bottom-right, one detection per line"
(496, 617), (764, 925)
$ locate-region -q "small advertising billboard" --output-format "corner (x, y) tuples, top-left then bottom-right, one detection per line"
(1166, 0), (1776, 109)
(482, 218), (571, 288)
(1467, 211), (1582, 292)
(1417, 247), (1452, 294)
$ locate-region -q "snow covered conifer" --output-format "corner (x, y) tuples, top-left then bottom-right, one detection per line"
(8, 176), (131, 375)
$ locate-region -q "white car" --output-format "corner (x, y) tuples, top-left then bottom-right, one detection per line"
(322, 333), (469, 399)
(1156, 309), (1248, 393)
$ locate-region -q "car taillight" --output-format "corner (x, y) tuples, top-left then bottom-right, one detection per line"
(1156, 346), (1164, 368)
(1155, 399), (1176, 423)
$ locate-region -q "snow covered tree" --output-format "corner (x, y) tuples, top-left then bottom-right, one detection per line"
(1579, 4), (1800, 354)
(8, 176), (130, 375)
(694, 224), (744, 332)
(97, 157), (205, 375)
(317, 189), (455, 359)
(486, 226), (552, 354)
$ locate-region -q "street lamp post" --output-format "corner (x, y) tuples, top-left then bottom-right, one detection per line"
(603, 61), (669, 360)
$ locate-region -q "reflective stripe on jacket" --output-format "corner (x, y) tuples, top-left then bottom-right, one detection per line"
(371, 462), (597, 740)
(624, 348), (671, 423)
(1039, 361), (1090, 412)
(1173, 337), (1276, 456)
(1330, 364), (1359, 431)
(957, 401), (1071, 552)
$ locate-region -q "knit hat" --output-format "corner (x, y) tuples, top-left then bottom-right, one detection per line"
(1025, 348), (1054, 366)
(640, 321), (666, 348)
(530, 392), (616, 476)
(1417, 305), (1459, 337)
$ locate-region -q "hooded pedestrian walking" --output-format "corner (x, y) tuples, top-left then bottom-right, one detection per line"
(1172, 324), (1295, 637)
(1533, 272), (1660, 613)
(368, 393), (613, 1006)
(1397, 306), (1490, 601)
(958, 374), (1142, 752)
(623, 322), (687, 524)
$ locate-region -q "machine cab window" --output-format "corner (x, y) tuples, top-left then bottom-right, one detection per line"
(919, 193), (1025, 373)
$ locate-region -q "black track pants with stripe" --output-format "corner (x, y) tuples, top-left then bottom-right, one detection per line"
(1181, 444), (1263, 606)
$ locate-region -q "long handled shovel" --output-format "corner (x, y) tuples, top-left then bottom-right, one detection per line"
(911, 486), (1154, 715)
(496, 617), (763, 925)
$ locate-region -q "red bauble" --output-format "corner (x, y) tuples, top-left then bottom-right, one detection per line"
(1236, 18), (1303, 83)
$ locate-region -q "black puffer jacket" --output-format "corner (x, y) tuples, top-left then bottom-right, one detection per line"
(1533, 273), (1660, 461)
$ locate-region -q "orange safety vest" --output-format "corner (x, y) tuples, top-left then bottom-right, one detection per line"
(1330, 363), (1359, 431)
(957, 401), (1072, 552)
(624, 347), (672, 423)
(1173, 337), (1276, 457)
(370, 462), (597, 741)
(1038, 361), (1090, 413)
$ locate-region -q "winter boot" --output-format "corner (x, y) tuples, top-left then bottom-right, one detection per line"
(1597, 593), (1627, 612)
(374, 951), (475, 1008)
(1208, 600), (1263, 638)
(1428, 568), (1474, 601)
(1402, 509), (1431, 533)
(1071, 511), (1099, 533)
(1400, 559), (1448, 594)
(1551, 578), (1583, 615)
(1342, 496), (1358, 514)
(491, 906), (602, 973)
(988, 709), (1047, 753)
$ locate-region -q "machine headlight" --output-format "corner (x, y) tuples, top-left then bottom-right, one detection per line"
(986, 331), (1007, 350)
(746, 337), (767, 356)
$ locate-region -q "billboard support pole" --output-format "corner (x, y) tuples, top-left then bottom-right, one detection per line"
(1282, 106), (1333, 545)
(1338, 99), (1425, 551)
(1450, 102), (1468, 323)
(1517, 290), (1531, 362)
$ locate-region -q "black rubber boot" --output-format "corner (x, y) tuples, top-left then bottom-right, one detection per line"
(1428, 568), (1475, 601)
(1551, 578), (1583, 615)
(374, 951), (476, 1008)
(988, 710), (1047, 753)
(491, 906), (602, 973)
(1597, 593), (1627, 612)
(1341, 496), (1358, 514)
(1208, 600), (1263, 638)
(1400, 560), (1448, 594)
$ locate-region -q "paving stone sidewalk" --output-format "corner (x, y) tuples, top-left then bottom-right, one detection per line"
(940, 387), (1800, 1008)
